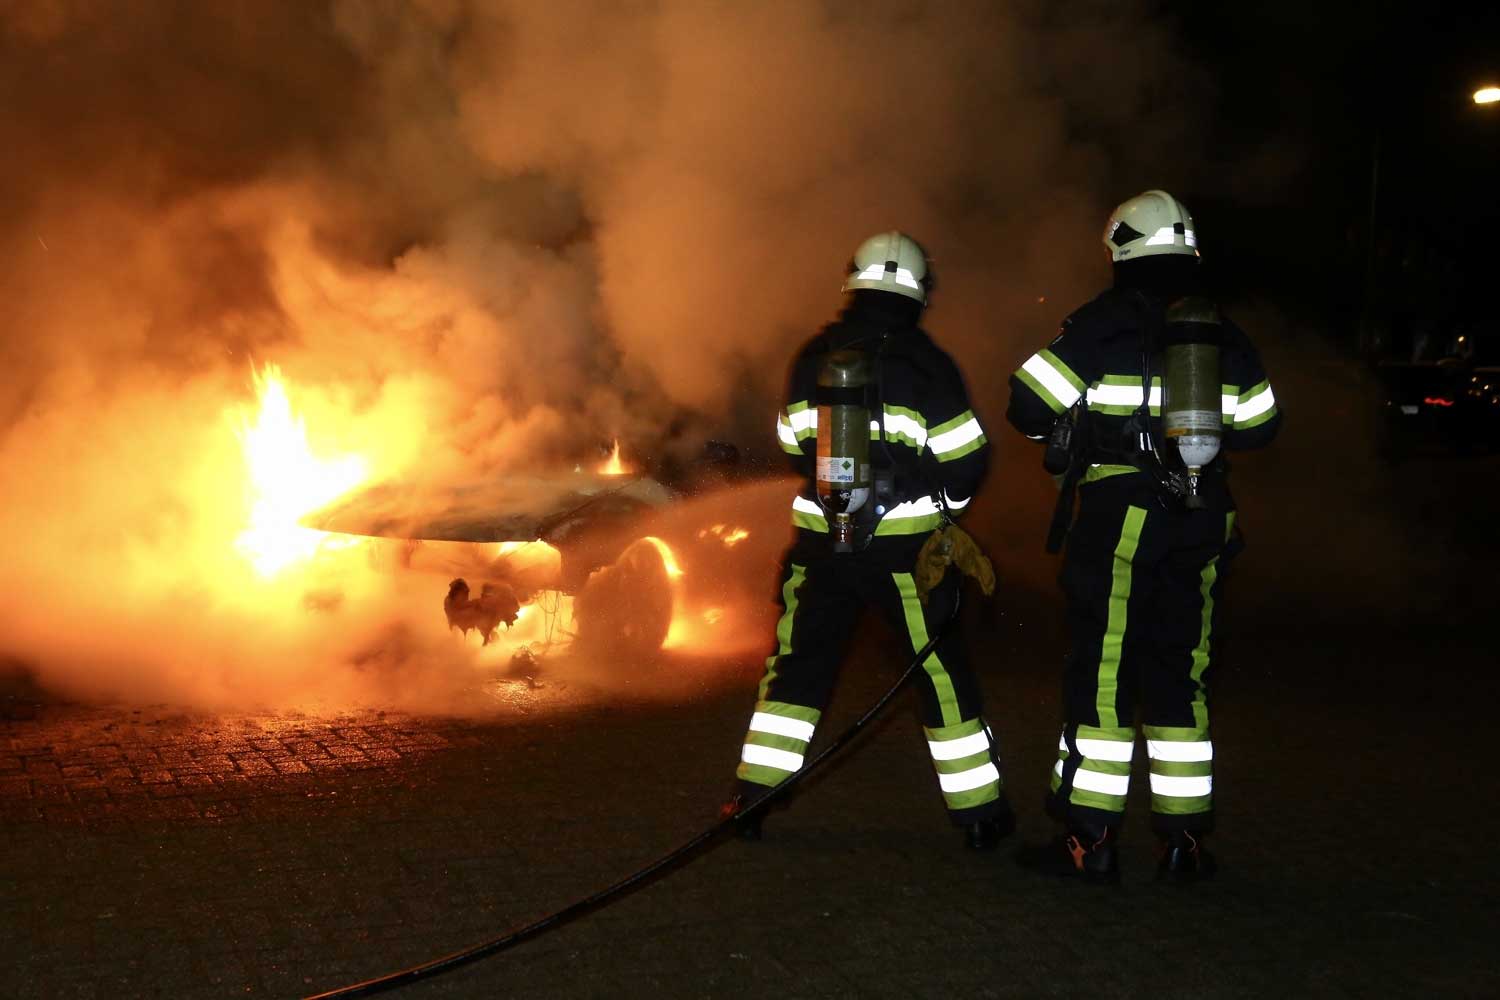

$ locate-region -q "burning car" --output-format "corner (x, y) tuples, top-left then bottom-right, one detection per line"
(301, 441), (773, 661)
(229, 364), (781, 669)
(305, 463), (666, 652)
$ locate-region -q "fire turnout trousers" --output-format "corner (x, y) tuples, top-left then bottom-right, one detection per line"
(734, 553), (1005, 825)
(1048, 480), (1239, 833)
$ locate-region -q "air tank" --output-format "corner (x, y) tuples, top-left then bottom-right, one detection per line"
(816, 351), (872, 553)
(1162, 297), (1224, 510)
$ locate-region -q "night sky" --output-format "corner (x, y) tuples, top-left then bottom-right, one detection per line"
(1167, 2), (1499, 331)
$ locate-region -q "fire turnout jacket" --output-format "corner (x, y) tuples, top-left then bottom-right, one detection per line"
(1006, 287), (1280, 501)
(777, 310), (989, 557)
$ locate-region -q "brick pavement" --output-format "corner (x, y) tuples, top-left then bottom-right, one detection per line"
(2, 618), (1496, 999)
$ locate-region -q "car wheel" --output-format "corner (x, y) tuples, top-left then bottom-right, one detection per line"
(574, 537), (675, 659)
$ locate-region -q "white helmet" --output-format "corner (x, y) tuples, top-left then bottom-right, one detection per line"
(1103, 190), (1199, 261)
(842, 231), (929, 303)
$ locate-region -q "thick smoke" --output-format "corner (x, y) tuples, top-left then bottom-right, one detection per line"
(0, 0), (1213, 709)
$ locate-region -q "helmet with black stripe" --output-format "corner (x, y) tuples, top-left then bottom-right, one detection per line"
(842, 231), (930, 303)
(1103, 190), (1199, 261)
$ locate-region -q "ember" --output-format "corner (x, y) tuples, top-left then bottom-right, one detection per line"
(698, 524), (751, 547)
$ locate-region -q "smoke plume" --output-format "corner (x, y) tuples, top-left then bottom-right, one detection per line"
(0, 0), (1215, 709)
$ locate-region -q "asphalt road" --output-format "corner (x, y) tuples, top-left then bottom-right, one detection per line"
(3, 594), (1495, 999)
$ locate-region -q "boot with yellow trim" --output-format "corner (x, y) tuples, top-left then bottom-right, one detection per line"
(1156, 829), (1216, 881)
(1014, 822), (1120, 883)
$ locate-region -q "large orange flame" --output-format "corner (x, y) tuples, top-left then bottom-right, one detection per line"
(233, 364), (369, 577)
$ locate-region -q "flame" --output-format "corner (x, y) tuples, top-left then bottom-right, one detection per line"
(639, 535), (685, 579)
(470, 593), (577, 656)
(698, 523), (750, 547)
(599, 439), (629, 475)
(233, 364), (369, 577)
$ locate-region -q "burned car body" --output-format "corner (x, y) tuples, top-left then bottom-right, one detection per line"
(302, 445), (786, 659)
(306, 469), (679, 653)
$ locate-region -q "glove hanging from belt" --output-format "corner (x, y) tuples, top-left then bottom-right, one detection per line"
(914, 525), (995, 604)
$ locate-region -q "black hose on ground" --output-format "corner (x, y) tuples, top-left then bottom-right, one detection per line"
(305, 591), (959, 999)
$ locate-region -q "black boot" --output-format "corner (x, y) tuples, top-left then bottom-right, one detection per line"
(1015, 823), (1120, 883)
(718, 793), (770, 841)
(1157, 830), (1216, 881)
(963, 797), (1017, 850)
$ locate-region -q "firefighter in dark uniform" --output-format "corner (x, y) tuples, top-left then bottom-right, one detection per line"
(1007, 191), (1280, 881)
(725, 231), (1014, 849)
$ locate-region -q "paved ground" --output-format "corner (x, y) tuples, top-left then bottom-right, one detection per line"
(3, 593), (1495, 1000)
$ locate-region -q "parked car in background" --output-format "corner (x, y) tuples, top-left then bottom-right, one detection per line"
(1376, 319), (1500, 458)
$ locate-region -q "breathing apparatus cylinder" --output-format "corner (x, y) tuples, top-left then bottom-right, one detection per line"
(1161, 297), (1224, 510)
(816, 351), (872, 553)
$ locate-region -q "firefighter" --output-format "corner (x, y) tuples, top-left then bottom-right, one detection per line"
(724, 231), (1014, 849)
(1007, 191), (1280, 881)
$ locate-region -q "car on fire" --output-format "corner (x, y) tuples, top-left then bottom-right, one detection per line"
(302, 443), (777, 659)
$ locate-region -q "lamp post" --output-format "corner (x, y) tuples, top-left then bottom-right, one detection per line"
(1360, 84), (1498, 357)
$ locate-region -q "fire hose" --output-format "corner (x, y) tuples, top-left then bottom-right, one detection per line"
(304, 590), (961, 999)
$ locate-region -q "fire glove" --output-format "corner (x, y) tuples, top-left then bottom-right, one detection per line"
(914, 525), (995, 605)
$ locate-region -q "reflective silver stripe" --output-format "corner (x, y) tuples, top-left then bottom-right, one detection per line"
(1062, 735), (1135, 763)
(787, 407), (818, 435)
(1144, 226), (1196, 248)
(1085, 383), (1234, 412)
(927, 729), (990, 761)
(941, 490), (970, 512)
(1149, 773), (1213, 797)
(740, 743), (804, 773)
(792, 496), (825, 518)
(882, 496), (942, 520)
(1021, 354), (1083, 409)
(1236, 384), (1276, 421)
(794, 494), (940, 525)
(1070, 767), (1130, 797)
(873, 411), (928, 447)
(937, 760), (1000, 794)
(777, 417), (798, 447)
(1147, 739), (1213, 763)
(852, 263), (922, 291)
(1087, 383), (1161, 407)
(928, 417), (984, 455)
(750, 711), (815, 743)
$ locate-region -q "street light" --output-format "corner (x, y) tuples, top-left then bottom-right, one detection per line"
(1360, 84), (1497, 355)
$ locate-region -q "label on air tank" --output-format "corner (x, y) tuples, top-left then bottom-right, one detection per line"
(1165, 410), (1222, 436)
(817, 456), (861, 484)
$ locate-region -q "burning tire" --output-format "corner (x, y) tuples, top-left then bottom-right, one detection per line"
(573, 536), (678, 659)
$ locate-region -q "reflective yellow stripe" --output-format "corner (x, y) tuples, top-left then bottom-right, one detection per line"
(757, 565), (806, 701)
(1097, 507), (1146, 730)
(893, 572), (960, 727)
